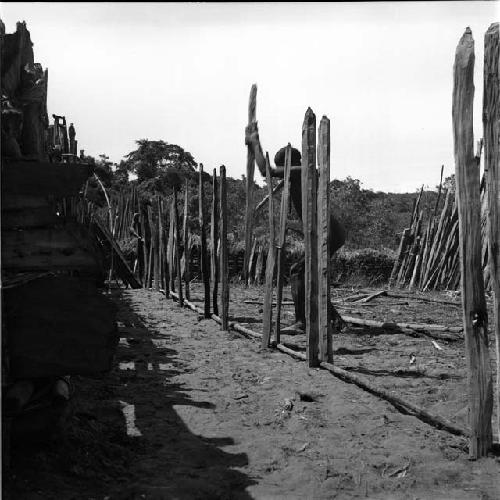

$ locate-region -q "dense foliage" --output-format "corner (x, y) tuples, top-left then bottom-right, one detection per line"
(87, 139), (445, 255)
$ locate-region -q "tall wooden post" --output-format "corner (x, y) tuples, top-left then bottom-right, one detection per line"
(220, 165), (229, 330)
(167, 201), (175, 293)
(183, 180), (190, 300)
(262, 153), (276, 348)
(302, 108), (319, 367)
(453, 27), (493, 458)
(317, 116), (332, 363)
(483, 22), (500, 439)
(243, 84), (257, 285)
(173, 187), (183, 307)
(274, 145), (292, 346)
(199, 164), (211, 318)
(211, 168), (219, 315)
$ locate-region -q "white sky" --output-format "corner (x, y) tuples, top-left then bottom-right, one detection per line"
(1, 2), (498, 192)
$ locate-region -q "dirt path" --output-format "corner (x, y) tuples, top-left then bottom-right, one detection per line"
(5, 288), (500, 499)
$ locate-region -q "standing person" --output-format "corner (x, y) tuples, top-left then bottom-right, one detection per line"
(245, 122), (346, 333)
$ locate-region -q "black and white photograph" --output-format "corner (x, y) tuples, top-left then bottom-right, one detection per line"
(1, 2), (499, 498)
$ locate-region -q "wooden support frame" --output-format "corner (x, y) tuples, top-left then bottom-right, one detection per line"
(173, 187), (183, 307)
(453, 27), (493, 458)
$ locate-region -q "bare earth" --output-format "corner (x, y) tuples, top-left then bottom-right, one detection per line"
(4, 285), (500, 499)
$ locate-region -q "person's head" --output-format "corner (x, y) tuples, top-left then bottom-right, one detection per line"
(274, 146), (301, 167)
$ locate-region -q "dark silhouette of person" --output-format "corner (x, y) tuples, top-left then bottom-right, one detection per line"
(246, 122), (345, 333)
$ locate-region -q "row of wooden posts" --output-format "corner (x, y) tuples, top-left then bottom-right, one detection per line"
(389, 165), (491, 292)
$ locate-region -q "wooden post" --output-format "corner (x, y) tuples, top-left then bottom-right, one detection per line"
(153, 199), (160, 291)
(243, 84), (257, 285)
(317, 116), (332, 363)
(167, 201), (175, 293)
(158, 197), (164, 291)
(220, 165), (229, 330)
(262, 154), (276, 348)
(274, 145), (292, 346)
(183, 180), (190, 300)
(199, 164), (211, 318)
(483, 22), (500, 439)
(453, 27), (493, 458)
(211, 169), (219, 315)
(173, 187), (183, 307)
(302, 108), (319, 367)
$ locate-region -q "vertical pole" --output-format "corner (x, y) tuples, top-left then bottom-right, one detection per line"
(453, 27), (493, 458)
(167, 201), (175, 293)
(158, 197), (164, 291)
(274, 145), (292, 346)
(211, 169), (219, 316)
(262, 153), (276, 348)
(183, 180), (191, 300)
(147, 206), (154, 289)
(483, 22), (500, 439)
(220, 165), (229, 330)
(317, 116), (332, 363)
(153, 198), (160, 291)
(243, 84), (257, 285)
(199, 164), (211, 318)
(173, 187), (183, 307)
(302, 107), (319, 368)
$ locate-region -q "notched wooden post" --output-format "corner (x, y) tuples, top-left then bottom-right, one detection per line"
(317, 116), (332, 363)
(302, 107), (319, 367)
(483, 22), (500, 440)
(453, 27), (493, 458)
(244, 84), (257, 286)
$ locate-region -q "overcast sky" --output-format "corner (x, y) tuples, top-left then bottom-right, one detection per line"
(1, 2), (498, 192)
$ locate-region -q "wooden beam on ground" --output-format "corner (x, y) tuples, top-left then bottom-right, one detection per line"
(483, 22), (500, 439)
(220, 165), (229, 330)
(243, 84), (257, 285)
(453, 27), (493, 458)
(211, 168), (219, 315)
(317, 116), (332, 363)
(274, 145), (292, 346)
(262, 154), (277, 348)
(302, 107), (319, 367)
(173, 188), (183, 306)
(199, 164), (211, 318)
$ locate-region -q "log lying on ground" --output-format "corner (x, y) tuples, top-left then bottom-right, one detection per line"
(166, 290), (468, 439)
(341, 315), (462, 341)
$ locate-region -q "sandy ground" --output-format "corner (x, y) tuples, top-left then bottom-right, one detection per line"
(4, 285), (500, 499)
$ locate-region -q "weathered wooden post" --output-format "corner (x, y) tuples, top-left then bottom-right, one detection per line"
(167, 200), (175, 293)
(211, 168), (219, 315)
(220, 165), (229, 330)
(173, 187), (183, 306)
(274, 145), (292, 346)
(453, 27), (493, 458)
(302, 108), (319, 367)
(243, 84), (257, 285)
(317, 116), (332, 363)
(183, 179), (190, 300)
(199, 164), (211, 318)
(262, 153), (276, 348)
(483, 22), (500, 439)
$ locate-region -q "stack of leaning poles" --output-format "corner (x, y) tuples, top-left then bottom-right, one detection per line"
(389, 161), (491, 292)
